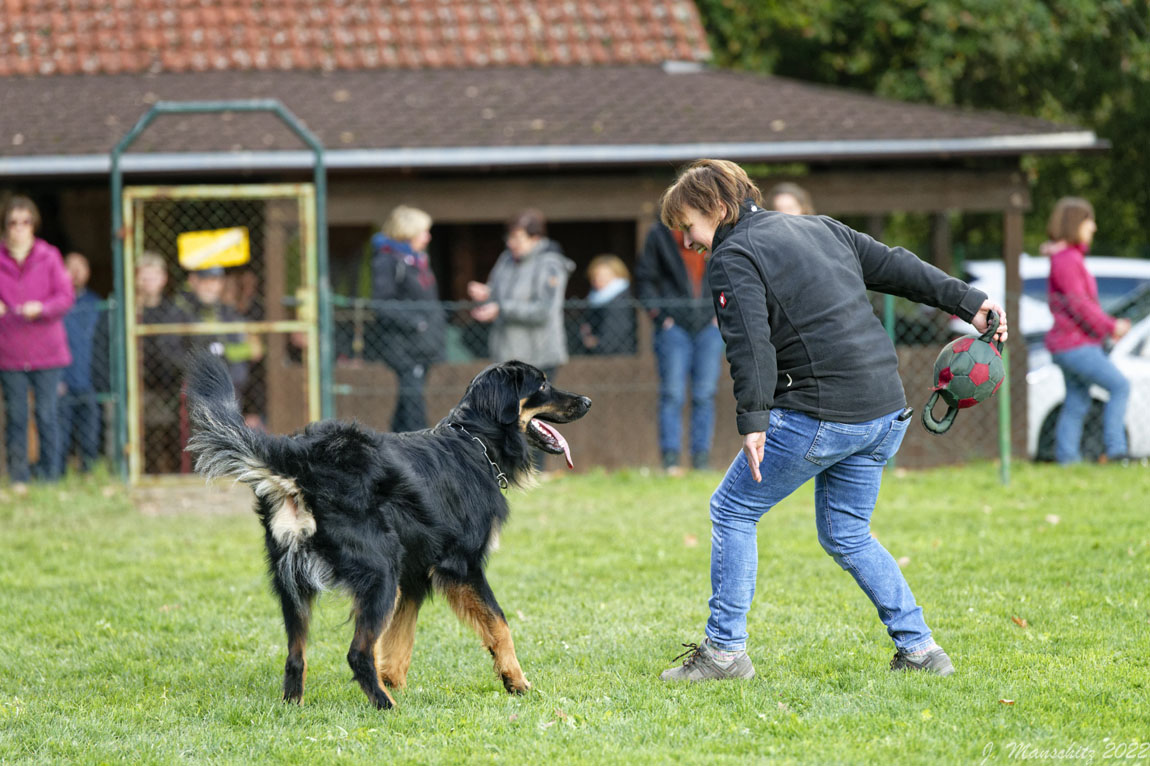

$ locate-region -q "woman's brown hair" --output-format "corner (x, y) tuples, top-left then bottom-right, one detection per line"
(2, 195), (41, 235)
(659, 159), (763, 230)
(1046, 197), (1095, 244)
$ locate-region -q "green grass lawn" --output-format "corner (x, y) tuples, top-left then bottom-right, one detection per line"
(1, 462), (1147, 765)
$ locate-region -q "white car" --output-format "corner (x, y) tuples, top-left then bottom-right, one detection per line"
(1026, 292), (1150, 460)
(949, 253), (1150, 339)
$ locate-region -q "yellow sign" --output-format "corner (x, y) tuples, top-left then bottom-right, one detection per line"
(177, 227), (251, 270)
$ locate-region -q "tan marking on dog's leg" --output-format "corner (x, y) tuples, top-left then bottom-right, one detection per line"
(374, 597), (419, 689)
(442, 584), (529, 693)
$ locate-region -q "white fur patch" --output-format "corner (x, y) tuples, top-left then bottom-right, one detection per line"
(269, 493), (317, 547)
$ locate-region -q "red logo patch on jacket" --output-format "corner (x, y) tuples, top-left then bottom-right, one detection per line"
(719, 291), (727, 308)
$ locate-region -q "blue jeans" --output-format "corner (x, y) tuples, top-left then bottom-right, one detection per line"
(0, 367), (64, 483)
(654, 323), (723, 458)
(1052, 345), (1130, 463)
(705, 408), (932, 653)
(57, 387), (101, 473)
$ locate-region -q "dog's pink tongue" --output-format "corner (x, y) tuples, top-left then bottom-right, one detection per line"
(536, 421), (574, 469)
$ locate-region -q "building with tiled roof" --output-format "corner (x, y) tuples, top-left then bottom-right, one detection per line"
(0, 0), (1105, 471)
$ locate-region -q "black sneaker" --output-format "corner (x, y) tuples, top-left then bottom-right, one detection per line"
(660, 640), (755, 682)
(662, 451), (680, 470)
(890, 646), (954, 677)
(691, 452), (710, 470)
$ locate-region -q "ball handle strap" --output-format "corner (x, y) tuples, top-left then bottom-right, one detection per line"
(979, 309), (1003, 353)
(922, 390), (959, 435)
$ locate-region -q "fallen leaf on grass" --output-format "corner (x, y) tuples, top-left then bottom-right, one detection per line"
(509, 714), (518, 722)
(897, 556), (911, 568)
(101, 486), (118, 498)
(683, 534), (698, 548)
(1011, 616), (1028, 628)
(999, 699), (1015, 705)
(1045, 514), (1061, 525)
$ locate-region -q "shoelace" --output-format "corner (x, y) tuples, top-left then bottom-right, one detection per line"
(672, 642), (704, 667)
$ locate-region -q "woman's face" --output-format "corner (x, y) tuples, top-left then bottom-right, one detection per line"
(1077, 217), (1097, 246)
(679, 205), (722, 255)
(506, 227), (539, 259)
(411, 228), (431, 252)
(4, 208), (35, 248)
(588, 265), (615, 291)
(770, 193), (804, 216)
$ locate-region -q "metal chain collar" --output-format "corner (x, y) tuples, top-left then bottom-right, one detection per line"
(447, 423), (509, 491)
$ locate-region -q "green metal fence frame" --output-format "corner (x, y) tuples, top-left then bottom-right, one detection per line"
(110, 99), (332, 480)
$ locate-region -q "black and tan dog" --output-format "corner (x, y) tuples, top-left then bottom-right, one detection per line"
(184, 354), (591, 709)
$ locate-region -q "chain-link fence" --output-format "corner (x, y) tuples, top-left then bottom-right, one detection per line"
(4, 276), (1147, 481)
(123, 185), (318, 482)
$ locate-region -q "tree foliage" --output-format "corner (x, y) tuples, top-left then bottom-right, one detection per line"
(696, 0), (1150, 254)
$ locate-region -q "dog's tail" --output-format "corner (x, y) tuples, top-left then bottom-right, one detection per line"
(184, 351), (281, 490)
(185, 353), (327, 605)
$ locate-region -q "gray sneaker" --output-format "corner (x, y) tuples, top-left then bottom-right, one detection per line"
(660, 641), (756, 682)
(890, 646), (955, 677)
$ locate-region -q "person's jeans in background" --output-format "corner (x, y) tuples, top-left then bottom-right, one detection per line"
(1052, 344), (1130, 463)
(705, 407), (932, 654)
(0, 367), (64, 483)
(57, 387), (101, 473)
(391, 363), (429, 433)
(654, 322), (723, 466)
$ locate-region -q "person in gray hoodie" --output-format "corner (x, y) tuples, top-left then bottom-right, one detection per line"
(468, 209), (574, 376)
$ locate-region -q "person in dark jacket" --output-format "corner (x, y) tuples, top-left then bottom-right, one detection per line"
(371, 205), (446, 432)
(135, 252), (193, 475)
(579, 254), (637, 355)
(656, 160), (1008, 683)
(635, 219), (723, 473)
(55, 252), (102, 474)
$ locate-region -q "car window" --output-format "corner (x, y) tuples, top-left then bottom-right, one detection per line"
(1022, 278), (1047, 301)
(1097, 278), (1149, 309)
(1026, 276), (1150, 312)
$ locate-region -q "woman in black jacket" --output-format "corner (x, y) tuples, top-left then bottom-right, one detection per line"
(656, 160), (1008, 683)
(371, 205), (446, 432)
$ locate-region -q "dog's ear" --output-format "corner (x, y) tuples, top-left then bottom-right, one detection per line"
(494, 365), (525, 425)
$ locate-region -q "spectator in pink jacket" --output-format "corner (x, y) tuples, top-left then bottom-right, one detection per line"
(1044, 197), (1132, 464)
(0, 196), (75, 490)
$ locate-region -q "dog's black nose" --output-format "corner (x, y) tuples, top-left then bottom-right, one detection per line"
(578, 396), (592, 410)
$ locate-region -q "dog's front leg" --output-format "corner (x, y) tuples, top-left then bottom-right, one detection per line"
(441, 576), (530, 694)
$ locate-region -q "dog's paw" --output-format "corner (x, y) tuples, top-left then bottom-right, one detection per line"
(502, 674), (531, 695)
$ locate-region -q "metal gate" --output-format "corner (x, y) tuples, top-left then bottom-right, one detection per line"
(122, 184), (320, 484)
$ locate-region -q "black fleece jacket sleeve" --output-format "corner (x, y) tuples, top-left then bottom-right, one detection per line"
(708, 251), (776, 434)
(841, 223), (986, 322)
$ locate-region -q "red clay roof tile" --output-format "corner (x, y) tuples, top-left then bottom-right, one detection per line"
(2, 0), (710, 77)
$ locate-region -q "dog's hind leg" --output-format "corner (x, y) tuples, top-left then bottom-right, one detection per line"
(374, 595), (421, 690)
(277, 587), (315, 704)
(347, 582), (400, 710)
(440, 575), (530, 694)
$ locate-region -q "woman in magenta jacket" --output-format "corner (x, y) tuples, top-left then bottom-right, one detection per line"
(0, 196), (75, 489)
(1044, 197), (1132, 464)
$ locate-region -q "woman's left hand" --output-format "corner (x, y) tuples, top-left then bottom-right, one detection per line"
(742, 431), (765, 483)
(20, 301), (43, 319)
(971, 300), (1008, 344)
